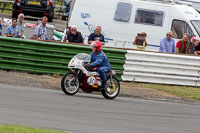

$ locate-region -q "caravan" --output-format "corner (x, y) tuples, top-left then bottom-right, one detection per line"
(68, 0), (200, 51)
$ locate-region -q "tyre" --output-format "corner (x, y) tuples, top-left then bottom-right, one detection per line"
(101, 76), (120, 99)
(48, 15), (53, 22)
(61, 72), (80, 95)
(12, 10), (18, 18)
(48, 9), (54, 22)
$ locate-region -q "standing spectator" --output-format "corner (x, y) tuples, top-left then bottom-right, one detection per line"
(133, 32), (147, 50)
(189, 36), (197, 54)
(34, 16), (48, 40)
(159, 32), (176, 53)
(63, 25), (83, 43)
(17, 13), (25, 35)
(176, 33), (190, 54)
(0, 18), (2, 36)
(5, 18), (22, 38)
(88, 26), (105, 45)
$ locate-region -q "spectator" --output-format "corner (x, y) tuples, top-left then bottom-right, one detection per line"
(0, 18), (2, 36)
(133, 32), (147, 50)
(189, 36), (197, 54)
(34, 16), (48, 40)
(159, 32), (176, 53)
(176, 33), (190, 54)
(17, 13), (25, 35)
(5, 18), (22, 38)
(194, 40), (200, 55)
(88, 26), (105, 45)
(63, 25), (83, 43)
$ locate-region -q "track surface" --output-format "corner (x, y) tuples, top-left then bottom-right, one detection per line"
(0, 84), (200, 133)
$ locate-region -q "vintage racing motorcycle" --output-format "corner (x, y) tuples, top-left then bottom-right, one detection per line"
(61, 53), (120, 99)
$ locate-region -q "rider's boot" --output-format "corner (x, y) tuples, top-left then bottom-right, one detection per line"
(102, 80), (109, 93)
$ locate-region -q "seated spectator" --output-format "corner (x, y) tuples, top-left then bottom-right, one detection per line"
(0, 18), (2, 36)
(17, 13), (25, 36)
(159, 32), (176, 53)
(194, 40), (200, 55)
(133, 32), (147, 50)
(5, 18), (22, 38)
(88, 26), (105, 45)
(176, 33), (190, 54)
(189, 36), (197, 54)
(33, 16), (48, 40)
(64, 25), (83, 43)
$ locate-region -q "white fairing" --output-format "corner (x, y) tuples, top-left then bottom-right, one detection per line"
(68, 53), (99, 76)
(69, 0), (200, 52)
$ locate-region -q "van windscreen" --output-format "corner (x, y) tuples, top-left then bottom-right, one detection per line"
(191, 20), (200, 37)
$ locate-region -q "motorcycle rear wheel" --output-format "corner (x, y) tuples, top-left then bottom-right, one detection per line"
(101, 76), (120, 99)
(61, 72), (80, 95)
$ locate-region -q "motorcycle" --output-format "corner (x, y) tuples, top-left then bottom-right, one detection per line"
(61, 53), (120, 99)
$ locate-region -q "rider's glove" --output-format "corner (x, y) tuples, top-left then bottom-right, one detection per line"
(84, 64), (91, 70)
(84, 64), (91, 67)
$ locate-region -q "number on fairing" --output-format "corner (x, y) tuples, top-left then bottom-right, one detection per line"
(87, 76), (96, 85)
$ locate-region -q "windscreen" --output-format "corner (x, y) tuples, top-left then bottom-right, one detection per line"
(191, 20), (200, 37)
(72, 53), (91, 62)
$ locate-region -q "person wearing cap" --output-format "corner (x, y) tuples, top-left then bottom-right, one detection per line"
(190, 36), (197, 54)
(88, 26), (105, 45)
(159, 31), (176, 53)
(85, 41), (110, 90)
(64, 25), (83, 43)
(176, 33), (190, 54)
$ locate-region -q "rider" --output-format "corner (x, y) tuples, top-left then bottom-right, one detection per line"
(88, 41), (111, 89)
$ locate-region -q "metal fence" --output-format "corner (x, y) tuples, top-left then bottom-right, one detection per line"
(122, 50), (200, 86)
(0, 37), (126, 80)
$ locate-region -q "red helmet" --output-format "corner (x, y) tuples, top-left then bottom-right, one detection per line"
(92, 41), (102, 52)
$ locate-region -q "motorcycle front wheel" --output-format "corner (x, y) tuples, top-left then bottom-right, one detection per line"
(61, 72), (80, 95)
(101, 76), (120, 99)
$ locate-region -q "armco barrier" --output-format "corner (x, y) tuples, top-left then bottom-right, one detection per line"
(122, 50), (200, 86)
(0, 37), (126, 80)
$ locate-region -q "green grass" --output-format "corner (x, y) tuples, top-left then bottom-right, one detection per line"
(0, 125), (66, 133)
(137, 83), (200, 100)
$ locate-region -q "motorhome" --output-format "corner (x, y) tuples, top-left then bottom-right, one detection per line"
(67, 0), (200, 51)
(180, 0), (200, 12)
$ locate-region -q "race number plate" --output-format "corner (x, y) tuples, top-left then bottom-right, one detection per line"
(87, 76), (96, 85)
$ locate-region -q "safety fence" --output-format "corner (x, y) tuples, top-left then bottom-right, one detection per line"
(122, 50), (200, 86)
(0, 37), (126, 80)
(1, 36), (200, 86)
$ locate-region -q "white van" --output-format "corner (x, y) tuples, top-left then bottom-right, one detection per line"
(68, 0), (200, 51)
(180, 0), (200, 12)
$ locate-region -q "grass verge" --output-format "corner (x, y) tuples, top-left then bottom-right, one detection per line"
(137, 83), (200, 100)
(0, 124), (66, 133)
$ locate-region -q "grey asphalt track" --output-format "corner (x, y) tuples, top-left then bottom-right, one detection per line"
(0, 83), (200, 133)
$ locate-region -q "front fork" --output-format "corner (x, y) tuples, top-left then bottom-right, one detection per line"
(109, 75), (113, 88)
(70, 69), (81, 83)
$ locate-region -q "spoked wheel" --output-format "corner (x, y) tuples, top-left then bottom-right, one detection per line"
(101, 76), (120, 99)
(61, 72), (80, 95)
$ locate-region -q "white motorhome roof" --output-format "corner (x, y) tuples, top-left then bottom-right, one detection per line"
(174, 4), (200, 20)
(120, 0), (200, 20)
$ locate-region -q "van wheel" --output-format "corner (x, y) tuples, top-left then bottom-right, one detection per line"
(48, 9), (54, 22)
(12, 10), (18, 18)
(48, 15), (53, 22)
